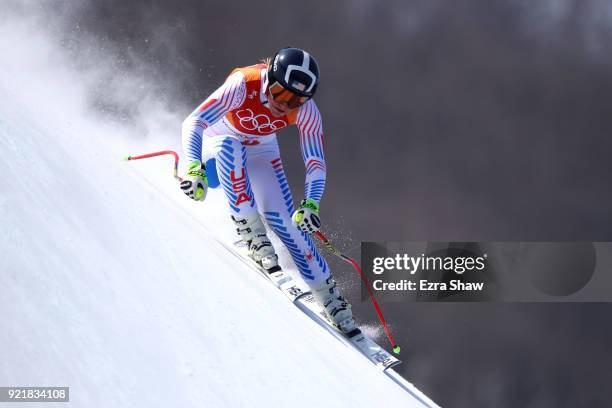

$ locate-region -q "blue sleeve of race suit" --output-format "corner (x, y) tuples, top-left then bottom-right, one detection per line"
(296, 99), (326, 204)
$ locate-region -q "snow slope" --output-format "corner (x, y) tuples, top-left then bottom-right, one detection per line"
(0, 12), (439, 408)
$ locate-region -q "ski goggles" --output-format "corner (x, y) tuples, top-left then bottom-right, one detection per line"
(268, 81), (310, 109)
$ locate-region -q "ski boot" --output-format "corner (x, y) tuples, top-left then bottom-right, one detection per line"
(231, 213), (280, 272)
(312, 276), (359, 336)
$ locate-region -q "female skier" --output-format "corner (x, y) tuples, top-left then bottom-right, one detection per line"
(180, 47), (355, 334)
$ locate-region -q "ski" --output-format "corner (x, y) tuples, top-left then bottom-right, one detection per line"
(228, 239), (401, 371)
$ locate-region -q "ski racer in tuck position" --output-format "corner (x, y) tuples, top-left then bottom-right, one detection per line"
(180, 47), (356, 334)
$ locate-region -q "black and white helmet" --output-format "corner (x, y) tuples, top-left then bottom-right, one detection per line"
(268, 47), (320, 98)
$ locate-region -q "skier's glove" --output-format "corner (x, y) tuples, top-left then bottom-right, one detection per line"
(291, 198), (321, 234)
(180, 160), (208, 201)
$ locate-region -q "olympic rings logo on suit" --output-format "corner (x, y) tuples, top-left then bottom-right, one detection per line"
(236, 109), (287, 134)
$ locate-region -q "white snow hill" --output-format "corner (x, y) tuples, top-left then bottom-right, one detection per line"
(0, 11), (440, 408)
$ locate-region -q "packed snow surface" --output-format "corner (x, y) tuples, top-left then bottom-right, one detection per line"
(0, 13), (438, 407)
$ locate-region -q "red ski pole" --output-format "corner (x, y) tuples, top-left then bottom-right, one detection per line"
(314, 231), (400, 354)
(124, 150), (182, 181)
